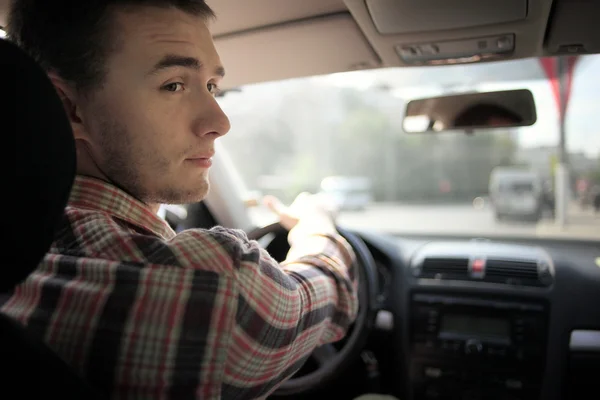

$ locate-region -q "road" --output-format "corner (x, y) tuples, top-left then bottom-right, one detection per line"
(251, 203), (600, 240)
(335, 203), (600, 240)
(336, 204), (536, 236)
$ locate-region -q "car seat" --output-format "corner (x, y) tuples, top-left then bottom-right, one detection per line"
(0, 38), (103, 399)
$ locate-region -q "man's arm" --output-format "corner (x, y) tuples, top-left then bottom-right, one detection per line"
(4, 197), (358, 399)
(216, 195), (359, 398)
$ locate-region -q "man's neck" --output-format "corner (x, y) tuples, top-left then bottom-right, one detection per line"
(75, 144), (160, 214)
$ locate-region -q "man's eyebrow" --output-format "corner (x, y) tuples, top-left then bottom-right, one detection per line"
(148, 54), (225, 78)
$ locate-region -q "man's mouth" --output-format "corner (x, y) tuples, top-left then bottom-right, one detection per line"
(185, 150), (215, 168)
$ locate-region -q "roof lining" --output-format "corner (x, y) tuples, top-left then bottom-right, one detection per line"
(213, 11), (350, 40)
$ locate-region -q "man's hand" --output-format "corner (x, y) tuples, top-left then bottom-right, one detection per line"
(263, 193), (336, 235)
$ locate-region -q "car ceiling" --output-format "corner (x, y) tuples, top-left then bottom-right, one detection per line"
(1, 0), (599, 89)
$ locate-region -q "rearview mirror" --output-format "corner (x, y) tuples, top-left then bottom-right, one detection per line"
(403, 89), (537, 133)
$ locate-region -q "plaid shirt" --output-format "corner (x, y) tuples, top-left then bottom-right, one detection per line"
(1, 176), (358, 399)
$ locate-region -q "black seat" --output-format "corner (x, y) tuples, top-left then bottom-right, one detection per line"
(0, 38), (102, 399)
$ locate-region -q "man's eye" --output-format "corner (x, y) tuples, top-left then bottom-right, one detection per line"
(163, 82), (184, 92)
(207, 83), (221, 96)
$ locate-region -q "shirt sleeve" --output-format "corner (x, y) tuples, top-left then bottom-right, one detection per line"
(1, 207), (358, 400)
(208, 226), (358, 398)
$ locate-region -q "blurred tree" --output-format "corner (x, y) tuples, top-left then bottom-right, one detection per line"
(333, 105), (391, 201)
(221, 82), (520, 204)
(221, 118), (294, 189)
(287, 154), (321, 200)
(589, 159), (600, 184)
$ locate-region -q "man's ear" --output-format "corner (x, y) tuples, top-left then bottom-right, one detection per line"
(47, 72), (90, 141)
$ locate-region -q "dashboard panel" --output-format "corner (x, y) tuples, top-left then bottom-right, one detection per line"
(358, 231), (600, 400)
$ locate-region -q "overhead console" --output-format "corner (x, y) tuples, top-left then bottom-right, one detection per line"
(344, 0), (554, 66)
(366, 0), (527, 35)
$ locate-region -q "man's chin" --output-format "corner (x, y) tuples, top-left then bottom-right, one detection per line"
(180, 185), (210, 205)
(157, 181), (210, 205)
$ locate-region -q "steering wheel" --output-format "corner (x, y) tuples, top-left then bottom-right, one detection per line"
(247, 222), (379, 395)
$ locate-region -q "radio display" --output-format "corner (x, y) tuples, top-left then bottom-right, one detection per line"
(440, 314), (510, 339)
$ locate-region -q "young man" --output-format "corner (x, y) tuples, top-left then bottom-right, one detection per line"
(1, 1), (359, 398)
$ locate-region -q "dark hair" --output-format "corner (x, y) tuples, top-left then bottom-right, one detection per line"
(7, 0), (215, 93)
(454, 103), (523, 127)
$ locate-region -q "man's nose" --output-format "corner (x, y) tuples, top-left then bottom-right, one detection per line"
(194, 94), (231, 138)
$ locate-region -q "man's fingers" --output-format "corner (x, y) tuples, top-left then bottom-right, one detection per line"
(262, 193), (334, 233)
(263, 195), (286, 215)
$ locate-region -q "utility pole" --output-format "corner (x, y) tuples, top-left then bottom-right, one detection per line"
(555, 56), (570, 228)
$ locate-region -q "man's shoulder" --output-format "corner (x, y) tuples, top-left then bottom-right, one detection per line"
(59, 206), (256, 272)
(191, 226), (252, 245)
(169, 226), (261, 269)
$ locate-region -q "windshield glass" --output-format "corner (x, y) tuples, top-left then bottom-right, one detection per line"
(218, 56), (600, 240)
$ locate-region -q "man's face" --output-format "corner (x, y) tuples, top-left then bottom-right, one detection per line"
(77, 6), (230, 207)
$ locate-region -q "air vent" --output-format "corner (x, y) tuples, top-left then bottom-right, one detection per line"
(420, 257), (469, 278)
(410, 241), (555, 287)
(485, 259), (547, 287)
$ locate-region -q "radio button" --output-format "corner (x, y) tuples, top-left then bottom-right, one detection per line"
(441, 340), (462, 354)
(424, 367), (442, 378)
(465, 339), (483, 355)
(487, 345), (507, 357)
(505, 379), (523, 390)
(414, 339), (436, 354)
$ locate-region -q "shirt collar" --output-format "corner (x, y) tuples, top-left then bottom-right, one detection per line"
(68, 175), (176, 241)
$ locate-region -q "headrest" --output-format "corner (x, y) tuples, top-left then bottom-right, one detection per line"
(1, 39), (76, 292)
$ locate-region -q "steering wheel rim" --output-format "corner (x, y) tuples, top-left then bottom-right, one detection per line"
(247, 223), (379, 395)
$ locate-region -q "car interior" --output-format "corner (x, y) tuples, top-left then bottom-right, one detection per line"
(2, 0), (600, 399)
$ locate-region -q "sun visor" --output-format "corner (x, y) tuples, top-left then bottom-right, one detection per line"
(214, 14), (380, 89)
(365, 0), (528, 35)
(0, 0), (7, 28)
(544, 0), (600, 55)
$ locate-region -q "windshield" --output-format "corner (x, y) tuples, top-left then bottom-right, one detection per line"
(218, 56), (600, 240)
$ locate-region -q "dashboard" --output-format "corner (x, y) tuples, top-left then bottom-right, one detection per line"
(358, 231), (600, 400)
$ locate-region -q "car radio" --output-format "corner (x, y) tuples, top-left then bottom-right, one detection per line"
(408, 293), (548, 400)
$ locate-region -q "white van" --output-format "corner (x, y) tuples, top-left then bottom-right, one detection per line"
(318, 176), (373, 212)
(489, 168), (544, 221)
